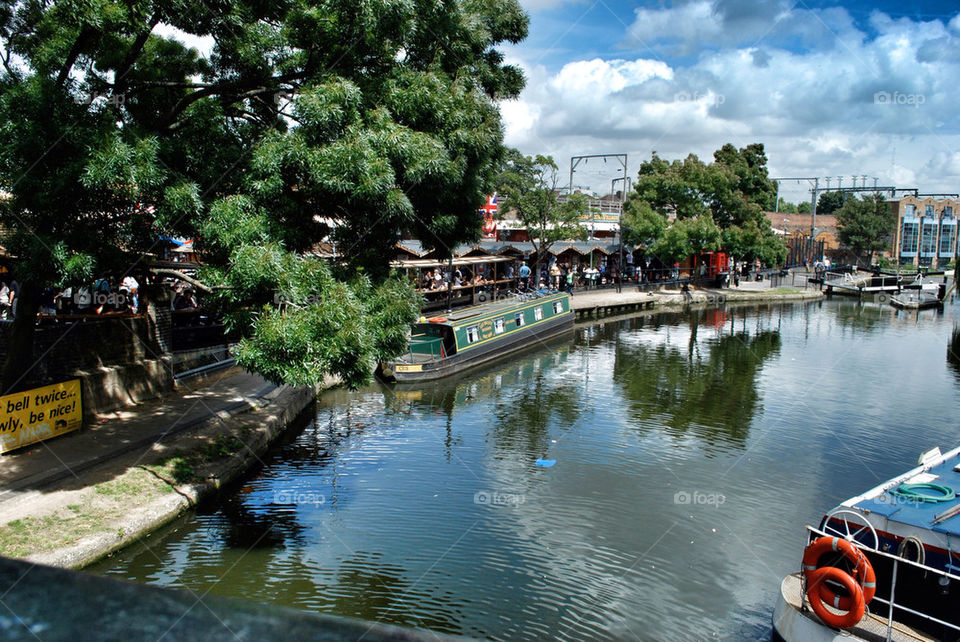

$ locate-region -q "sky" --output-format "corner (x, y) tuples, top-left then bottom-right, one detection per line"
(500, 0), (960, 204)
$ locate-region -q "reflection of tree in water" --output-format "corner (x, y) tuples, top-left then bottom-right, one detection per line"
(948, 326), (960, 383)
(612, 313), (781, 448)
(490, 352), (582, 459)
(324, 551), (461, 635)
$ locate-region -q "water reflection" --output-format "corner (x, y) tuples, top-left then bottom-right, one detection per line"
(610, 309), (781, 449)
(948, 325), (960, 382)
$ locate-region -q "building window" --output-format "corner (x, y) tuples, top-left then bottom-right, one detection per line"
(920, 220), (937, 255)
(466, 326), (480, 343)
(901, 220), (919, 255)
(494, 318), (505, 334)
(534, 307), (543, 321)
(553, 301), (564, 314)
(905, 204), (915, 217)
(515, 312), (524, 327)
(925, 205), (934, 217)
(940, 223), (957, 256)
(945, 206), (954, 219)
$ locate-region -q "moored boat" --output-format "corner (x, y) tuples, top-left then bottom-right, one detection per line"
(773, 446), (960, 641)
(379, 291), (574, 382)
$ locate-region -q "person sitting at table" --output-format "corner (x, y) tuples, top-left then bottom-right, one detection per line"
(472, 273), (484, 286)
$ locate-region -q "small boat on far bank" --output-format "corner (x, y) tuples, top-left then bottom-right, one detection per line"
(773, 445), (960, 642)
(378, 291), (574, 383)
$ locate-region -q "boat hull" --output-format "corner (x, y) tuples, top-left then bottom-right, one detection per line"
(380, 311), (574, 382)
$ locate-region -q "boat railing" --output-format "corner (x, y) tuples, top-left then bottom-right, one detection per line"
(804, 524), (960, 641)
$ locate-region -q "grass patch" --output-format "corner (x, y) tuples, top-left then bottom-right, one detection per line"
(0, 512), (106, 558)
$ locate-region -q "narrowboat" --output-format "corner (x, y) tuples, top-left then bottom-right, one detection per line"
(378, 291), (574, 383)
(773, 445), (960, 641)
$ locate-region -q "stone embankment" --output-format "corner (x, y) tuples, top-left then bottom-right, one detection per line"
(571, 285), (823, 319)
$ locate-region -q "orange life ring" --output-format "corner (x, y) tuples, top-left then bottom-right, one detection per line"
(806, 566), (865, 629)
(802, 536), (876, 608)
(802, 536), (875, 627)
(428, 317), (447, 323)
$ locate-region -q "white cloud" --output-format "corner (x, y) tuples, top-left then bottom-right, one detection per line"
(503, 4), (960, 198)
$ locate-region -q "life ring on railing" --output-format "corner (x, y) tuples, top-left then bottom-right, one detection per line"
(802, 536), (876, 627)
(428, 317), (447, 323)
(806, 566), (865, 629)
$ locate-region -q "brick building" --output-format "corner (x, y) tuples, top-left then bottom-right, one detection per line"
(891, 196), (960, 268)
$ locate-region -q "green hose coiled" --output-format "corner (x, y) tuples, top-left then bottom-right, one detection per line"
(891, 483), (957, 503)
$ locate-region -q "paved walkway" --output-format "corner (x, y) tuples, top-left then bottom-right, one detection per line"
(0, 368), (278, 503)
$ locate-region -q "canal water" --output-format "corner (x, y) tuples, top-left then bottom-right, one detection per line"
(97, 298), (960, 640)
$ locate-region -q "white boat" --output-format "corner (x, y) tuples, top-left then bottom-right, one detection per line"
(773, 446), (960, 642)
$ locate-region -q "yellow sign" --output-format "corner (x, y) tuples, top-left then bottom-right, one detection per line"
(395, 364), (424, 373)
(0, 379), (82, 454)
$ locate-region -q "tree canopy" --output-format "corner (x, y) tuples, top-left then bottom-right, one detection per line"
(622, 144), (785, 267)
(836, 193), (894, 266)
(496, 150), (586, 274)
(0, 0), (529, 390)
(816, 190), (847, 215)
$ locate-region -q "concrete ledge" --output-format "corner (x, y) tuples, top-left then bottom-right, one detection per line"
(25, 383), (320, 570)
(0, 555), (462, 641)
(77, 358), (175, 419)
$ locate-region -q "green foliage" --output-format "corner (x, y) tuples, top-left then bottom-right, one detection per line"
(649, 215), (721, 264)
(777, 198), (798, 213)
(836, 193), (894, 264)
(626, 144), (784, 267)
(797, 201), (812, 214)
(497, 149), (586, 270)
(0, 0), (527, 388)
(817, 190), (847, 215)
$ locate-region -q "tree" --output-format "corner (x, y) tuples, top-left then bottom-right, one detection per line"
(626, 144), (785, 270)
(836, 193), (894, 266)
(648, 215), (721, 266)
(0, 0), (528, 390)
(777, 198), (798, 213)
(497, 150), (586, 279)
(817, 190), (847, 215)
(798, 201), (812, 214)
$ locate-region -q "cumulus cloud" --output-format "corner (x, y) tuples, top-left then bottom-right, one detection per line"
(501, 3), (960, 196)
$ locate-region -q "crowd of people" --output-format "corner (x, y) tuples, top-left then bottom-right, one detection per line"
(0, 274), (203, 321)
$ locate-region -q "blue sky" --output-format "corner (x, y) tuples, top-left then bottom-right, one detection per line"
(500, 0), (960, 203)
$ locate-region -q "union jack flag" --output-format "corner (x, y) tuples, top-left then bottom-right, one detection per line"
(479, 193), (498, 217)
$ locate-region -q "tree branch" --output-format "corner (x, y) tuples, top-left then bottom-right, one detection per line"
(56, 25), (94, 89)
(113, 19), (159, 92)
(150, 268), (219, 293)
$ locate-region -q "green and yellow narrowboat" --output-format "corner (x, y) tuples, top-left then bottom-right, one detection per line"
(379, 292), (574, 382)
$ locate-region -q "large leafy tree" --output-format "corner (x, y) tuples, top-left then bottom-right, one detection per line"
(817, 190), (847, 215)
(836, 193), (894, 267)
(623, 144), (785, 270)
(0, 0), (528, 391)
(496, 150), (586, 279)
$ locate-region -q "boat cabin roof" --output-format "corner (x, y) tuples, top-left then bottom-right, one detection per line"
(848, 446), (960, 537)
(433, 292), (568, 324)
